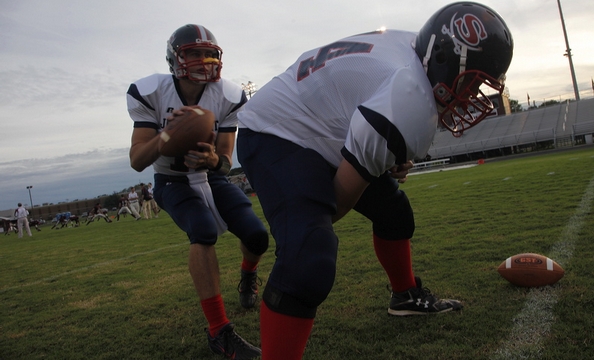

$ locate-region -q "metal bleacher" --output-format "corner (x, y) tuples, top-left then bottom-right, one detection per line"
(428, 97), (594, 160)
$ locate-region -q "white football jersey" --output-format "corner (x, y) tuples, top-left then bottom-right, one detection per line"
(127, 74), (246, 175)
(238, 30), (438, 180)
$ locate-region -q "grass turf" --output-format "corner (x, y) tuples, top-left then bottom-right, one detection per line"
(1, 146), (593, 359)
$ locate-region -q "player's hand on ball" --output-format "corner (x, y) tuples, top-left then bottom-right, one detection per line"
(158, 106), (215, 157)
(388, 160), (413, 183)
(185, 138), (217, 169)
(166, 106), (200, 122)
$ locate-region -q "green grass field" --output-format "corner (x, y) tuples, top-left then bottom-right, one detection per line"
(2, 147), (594, 359)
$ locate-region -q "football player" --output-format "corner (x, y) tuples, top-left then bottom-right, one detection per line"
(127, 24), (269, 360)
(236, 2), (513, 359)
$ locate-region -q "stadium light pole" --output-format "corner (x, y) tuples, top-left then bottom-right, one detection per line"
(26, 185), (34, 210)
(557, 0), (580, 101)
(241, 81), (257, 99)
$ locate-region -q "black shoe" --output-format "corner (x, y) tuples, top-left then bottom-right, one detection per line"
(388, 277), (463, 316)
(206, 323), (261, 359)
(238, 270), (261, 309)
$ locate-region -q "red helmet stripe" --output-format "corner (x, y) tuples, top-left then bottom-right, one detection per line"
(194, 25), (209, 42)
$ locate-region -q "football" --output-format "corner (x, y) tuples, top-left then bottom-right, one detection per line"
(158, 107), (215, 157)
(497, 253), (564, 287)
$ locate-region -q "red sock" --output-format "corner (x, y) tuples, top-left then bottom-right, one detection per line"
(260, 301), (314, 360)
(241, 258), (259, 273)
(200, 294), (229, 337)
(373, 234), (416, 293)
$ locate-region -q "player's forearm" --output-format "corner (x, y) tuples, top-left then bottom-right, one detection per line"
(332, 159), (369, 223)
(130, 136), (161, 172)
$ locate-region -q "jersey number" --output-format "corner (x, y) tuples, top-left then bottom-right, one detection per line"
(297, 41), (374, 81)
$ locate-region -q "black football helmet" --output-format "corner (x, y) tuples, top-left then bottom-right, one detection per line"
(415, 2), (513, 136)
(166, 24), (223, 82)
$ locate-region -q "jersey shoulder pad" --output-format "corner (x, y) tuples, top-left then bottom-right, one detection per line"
(220, 78), (244, 103)
(133, 74), (168, 96)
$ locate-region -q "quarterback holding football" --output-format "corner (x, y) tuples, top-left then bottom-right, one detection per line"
(127, 24), (268, 360)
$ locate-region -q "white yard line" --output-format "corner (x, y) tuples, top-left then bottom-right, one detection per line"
(0, 242), (186, 293)
(491, 173), (594, 359)
(408, 164), (477, 176)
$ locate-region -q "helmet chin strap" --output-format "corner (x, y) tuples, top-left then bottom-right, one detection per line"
(455, 45), (468, 94)
(422, 34), (436, 74)
(458, 45), (468, 74)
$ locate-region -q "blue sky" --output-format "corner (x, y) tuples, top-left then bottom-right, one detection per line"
(1, 0), (593, 211)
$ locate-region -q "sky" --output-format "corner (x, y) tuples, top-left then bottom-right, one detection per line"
(1, 0), (593, 211)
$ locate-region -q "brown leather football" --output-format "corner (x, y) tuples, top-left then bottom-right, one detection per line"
(158, 107), (215, 157)
(497, 253), (564, 287)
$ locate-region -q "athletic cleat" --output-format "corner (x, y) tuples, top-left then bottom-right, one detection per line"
(388, 277), (463, 316)
(206, 323), (261, 359)
(237, 270), (261, 309)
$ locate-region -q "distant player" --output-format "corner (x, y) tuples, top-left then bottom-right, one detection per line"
(85, 203), (112, 225)
(116, 195), (139, 221)
(237, 2), (513, 358)
(29, 218), (42, 231)
(51, 214), (69, 229)
(147, 182), (160, 217)
(14, 203), (32, 238)
(127, 187), (142, 219)
(127, 24), (269, 359)
(68, 215), (80, 227)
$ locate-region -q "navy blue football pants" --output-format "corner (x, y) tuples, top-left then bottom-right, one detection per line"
(238, 128), (414, 318)
(153, 172), (269, 256)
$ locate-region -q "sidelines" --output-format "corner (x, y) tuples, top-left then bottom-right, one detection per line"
(491, 173), (594, 359)
(0, 242), (187, 294)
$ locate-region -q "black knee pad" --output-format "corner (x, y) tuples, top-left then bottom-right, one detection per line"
(263, 284), (317, 319)
(241, 230), (269, 256)
(262, 226), (337, 318)
(355, 174), (416, 240)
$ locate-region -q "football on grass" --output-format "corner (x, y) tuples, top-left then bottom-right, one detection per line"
(497, 253), (564, 287)
(158, 107), (215, 157)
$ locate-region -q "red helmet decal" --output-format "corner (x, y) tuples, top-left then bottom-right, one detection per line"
(441, 12), (487, 54)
